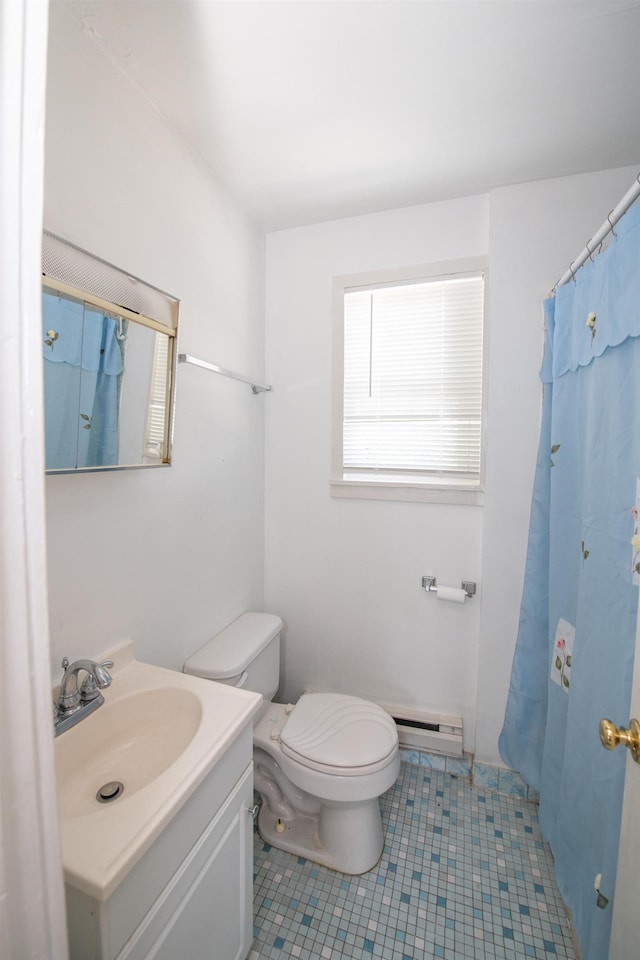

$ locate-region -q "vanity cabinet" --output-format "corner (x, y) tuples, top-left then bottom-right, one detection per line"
(65, 727), (255, 960)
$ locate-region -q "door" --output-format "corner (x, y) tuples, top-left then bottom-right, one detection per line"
(608, 603), (640, 957)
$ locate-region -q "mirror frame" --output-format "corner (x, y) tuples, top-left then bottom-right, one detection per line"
(41, 240), (179, 474)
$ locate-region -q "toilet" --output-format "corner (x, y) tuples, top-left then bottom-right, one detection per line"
(183, 612), (400, 875)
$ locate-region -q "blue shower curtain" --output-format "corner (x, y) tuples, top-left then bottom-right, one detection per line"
(43, 291), (124, 469)
(500, 202), (640, 960)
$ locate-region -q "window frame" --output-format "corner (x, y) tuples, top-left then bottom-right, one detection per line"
(331, 256), (488, 505)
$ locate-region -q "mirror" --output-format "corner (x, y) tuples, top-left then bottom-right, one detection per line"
(42, 283), (175, 473)
(41, 230), (178, 473)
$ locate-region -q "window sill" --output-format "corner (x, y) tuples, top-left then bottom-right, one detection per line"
(330, 479), (484, 506)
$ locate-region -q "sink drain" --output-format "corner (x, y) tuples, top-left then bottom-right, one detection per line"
(96, 781), (124, 803)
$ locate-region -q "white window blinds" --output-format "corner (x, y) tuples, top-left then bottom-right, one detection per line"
(342, 273), (484, 484)
(144, 331), (170, 460)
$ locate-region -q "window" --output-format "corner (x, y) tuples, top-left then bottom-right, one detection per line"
(332, 258), (486, 504)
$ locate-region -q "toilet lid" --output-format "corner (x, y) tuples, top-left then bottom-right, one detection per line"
(280, 693), (398, 772)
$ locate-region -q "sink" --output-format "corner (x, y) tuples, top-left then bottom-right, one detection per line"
(56, 687), (202, 818)
(54, 640), (263, 900)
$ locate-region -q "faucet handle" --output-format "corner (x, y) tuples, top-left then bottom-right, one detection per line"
(96, 660), (114, 683)
(79, 661), (114, 701)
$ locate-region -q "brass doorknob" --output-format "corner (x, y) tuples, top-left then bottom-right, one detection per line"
(599, 718), (640, 764)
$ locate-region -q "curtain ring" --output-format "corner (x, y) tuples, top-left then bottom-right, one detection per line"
(586, 238), (595, 263)
(607, 212), (617, 237)
(568, 260), (577, 283)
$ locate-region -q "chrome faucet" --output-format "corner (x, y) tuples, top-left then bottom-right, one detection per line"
(53, 657), (114, 736)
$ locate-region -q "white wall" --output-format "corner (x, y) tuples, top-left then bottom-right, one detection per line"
(44, 5), (266, 675)
(264, 196), (489, 749)
(264, 167), (639, 762)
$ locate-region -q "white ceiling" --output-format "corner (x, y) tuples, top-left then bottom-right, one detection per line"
(63, 0), (640, 231)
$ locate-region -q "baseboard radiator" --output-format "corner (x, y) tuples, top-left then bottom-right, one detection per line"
(378, 701), (464, 758)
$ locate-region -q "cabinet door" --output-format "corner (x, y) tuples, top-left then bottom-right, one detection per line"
(118, 766), (254, 960)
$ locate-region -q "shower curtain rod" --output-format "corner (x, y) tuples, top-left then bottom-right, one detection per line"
(552, 171), (640, 294)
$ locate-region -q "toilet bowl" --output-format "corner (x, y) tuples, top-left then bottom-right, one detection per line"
(183, 613), (400, 874)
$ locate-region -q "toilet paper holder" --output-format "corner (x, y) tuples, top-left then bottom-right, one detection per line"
(422, 576), (476, 599)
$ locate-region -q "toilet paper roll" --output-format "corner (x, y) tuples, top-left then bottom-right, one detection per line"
(437, 585), (466, 604)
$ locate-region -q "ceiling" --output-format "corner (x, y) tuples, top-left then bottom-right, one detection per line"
(63, 0), (640, 231)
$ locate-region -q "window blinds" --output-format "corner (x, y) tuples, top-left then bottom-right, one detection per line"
(343, 273), (484, 482)
(144, 331), (170, 459)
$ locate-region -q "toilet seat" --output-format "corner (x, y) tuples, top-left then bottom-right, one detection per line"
(279, 693), (398, 776)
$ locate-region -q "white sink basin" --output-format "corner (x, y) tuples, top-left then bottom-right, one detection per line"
(54, 641), (262, 900)
(56, 687), (202, 818)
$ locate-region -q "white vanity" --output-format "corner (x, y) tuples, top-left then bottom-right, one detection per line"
(54, 642), (262, 960)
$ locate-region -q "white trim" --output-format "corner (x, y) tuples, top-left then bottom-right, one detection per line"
(332, 257), (489, 504)
(0, 2), (69, 957)
(330, 480), (484, 506)
(336, 256), (489, 291)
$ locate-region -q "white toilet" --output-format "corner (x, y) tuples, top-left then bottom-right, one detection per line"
(184, 612), (400, 875)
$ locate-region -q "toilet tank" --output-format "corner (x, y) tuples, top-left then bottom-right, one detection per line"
(183, 612), (282, 701)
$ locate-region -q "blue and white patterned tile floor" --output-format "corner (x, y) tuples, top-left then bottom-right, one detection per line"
(251, 762), (576, 959)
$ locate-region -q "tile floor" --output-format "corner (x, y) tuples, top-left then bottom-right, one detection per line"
(251, 762), (576, 959)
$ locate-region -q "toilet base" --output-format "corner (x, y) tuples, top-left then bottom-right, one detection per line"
(257, 795), (384, 875)
(253, 703), (399, 874)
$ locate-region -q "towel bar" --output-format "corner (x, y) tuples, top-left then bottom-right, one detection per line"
(178, 353), (271, 394)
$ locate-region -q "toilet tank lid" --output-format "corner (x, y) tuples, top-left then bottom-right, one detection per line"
(183, 612), (282, 680)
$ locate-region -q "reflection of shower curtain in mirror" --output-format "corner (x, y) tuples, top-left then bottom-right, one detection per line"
(42, 292), (125, 469)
